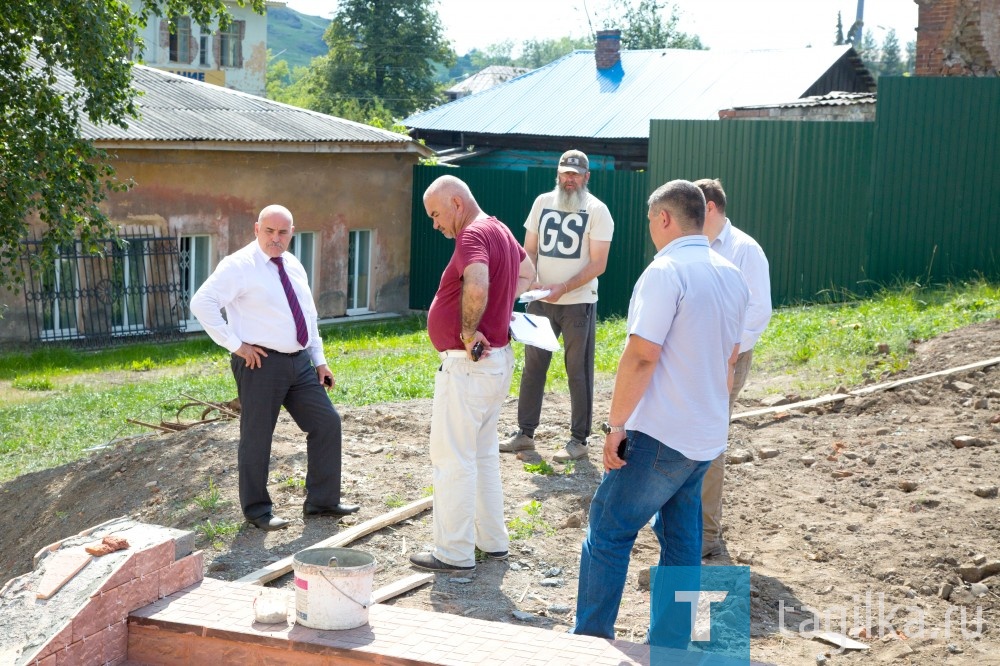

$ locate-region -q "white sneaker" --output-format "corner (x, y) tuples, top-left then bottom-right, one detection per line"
(500, 432), (535, 453)
(554, 439), (587, 462)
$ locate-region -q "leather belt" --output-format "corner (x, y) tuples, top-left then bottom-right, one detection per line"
(254, 346), (302, 357)
(438, 345), (509, 361)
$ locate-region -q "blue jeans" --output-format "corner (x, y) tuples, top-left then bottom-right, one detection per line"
(572, 430), (711, 639)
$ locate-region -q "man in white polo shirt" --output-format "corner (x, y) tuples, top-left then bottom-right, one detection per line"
(694, 178), (772, 559)
(572, 180), (748, 642)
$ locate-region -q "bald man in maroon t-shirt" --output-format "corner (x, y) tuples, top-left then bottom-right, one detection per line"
(409, 175), (534, 574)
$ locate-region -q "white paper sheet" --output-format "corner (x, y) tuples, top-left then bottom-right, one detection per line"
(509, 312), (561, 352)
(518, 288), (551, 303)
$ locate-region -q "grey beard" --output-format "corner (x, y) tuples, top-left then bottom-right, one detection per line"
(553, 185), (588, 212)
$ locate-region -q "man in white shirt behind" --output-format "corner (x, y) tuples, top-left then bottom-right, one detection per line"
(694, 178), (773, 558)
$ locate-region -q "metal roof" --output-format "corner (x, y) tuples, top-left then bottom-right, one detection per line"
(405, 46), (865, 139)
(41, 59), (428, 153)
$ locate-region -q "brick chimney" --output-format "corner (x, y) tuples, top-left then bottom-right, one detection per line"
(596, 29), (621, 70)
(914, 0), (1000, 75)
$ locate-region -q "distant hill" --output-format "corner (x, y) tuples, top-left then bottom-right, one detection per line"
(267, 6), (330, 71)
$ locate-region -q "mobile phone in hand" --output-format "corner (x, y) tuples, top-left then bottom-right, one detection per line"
(471, 341), (485, 361)
(323, 375), (333, 387)
(617, 438), (628, 460)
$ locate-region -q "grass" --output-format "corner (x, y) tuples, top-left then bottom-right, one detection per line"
(194, 518), (242, 548)
(192, 478), (225, 511)
(1, 280), (999, 483)
(523, 460), (556, 476)
(508, 500), (554, 540)
(384, 493), (407, 509)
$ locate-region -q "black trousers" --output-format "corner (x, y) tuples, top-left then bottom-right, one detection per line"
(517, 301), (597, 442)
(231, 351), (342, 520)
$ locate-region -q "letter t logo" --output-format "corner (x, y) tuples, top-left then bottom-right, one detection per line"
(675, 590), (729, 641)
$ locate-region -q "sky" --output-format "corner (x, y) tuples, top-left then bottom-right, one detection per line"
(282, 0), (919, 55)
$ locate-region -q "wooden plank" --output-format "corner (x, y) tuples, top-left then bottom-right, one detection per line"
(732, 355), (1000, 422)
(731, 394), (851, 421)
(372, 573), (434, 604)
(235, 496), (433, 585)
(849, 356), (1000, 395)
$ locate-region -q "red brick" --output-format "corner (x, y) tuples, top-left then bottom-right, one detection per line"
(73, 588), (128, 641)
(98, 557), (136, 594)
(159, 552), (203, 597)
(34, 621), (73, 659)
(56, 634), (103, 665)
(133, 540), (173, 576)
(122, 572), (161, 611)
(103, 619), (129, 664)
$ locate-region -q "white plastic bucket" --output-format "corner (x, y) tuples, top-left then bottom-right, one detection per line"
(292, 547), (377, 630)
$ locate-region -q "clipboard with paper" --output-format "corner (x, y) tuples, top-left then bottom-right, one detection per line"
(509, 312), (561, 352)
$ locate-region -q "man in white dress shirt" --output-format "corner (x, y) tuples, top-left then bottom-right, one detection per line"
(694, 179), (772, 558)
(190, 204), (359, 531)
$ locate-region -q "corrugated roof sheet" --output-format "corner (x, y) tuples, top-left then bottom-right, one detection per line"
(446, 66), (531, 97)
(39, 58), (423, 150)
(731, 91), (877, 110)
(405, 46), (862, 139)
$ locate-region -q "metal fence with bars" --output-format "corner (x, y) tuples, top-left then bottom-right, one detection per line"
(20, 227), (187, 347)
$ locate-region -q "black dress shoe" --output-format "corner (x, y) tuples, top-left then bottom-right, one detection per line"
(303, 502), (360, 517)
(247, 513), (290, 531)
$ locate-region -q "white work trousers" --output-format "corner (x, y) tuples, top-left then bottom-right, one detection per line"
(429, 345), (514, 567)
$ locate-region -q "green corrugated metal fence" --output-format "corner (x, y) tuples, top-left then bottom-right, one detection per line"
(410, 77), (1000, 312)
(869, 77), (1000, 284)
(649, 119), (875, 304)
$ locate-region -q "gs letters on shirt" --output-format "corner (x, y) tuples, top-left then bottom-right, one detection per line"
(524, 191), (614, 306)
(538, 208), (588, 259)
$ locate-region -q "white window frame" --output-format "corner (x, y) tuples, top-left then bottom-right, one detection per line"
(40, 250), (81, 340)
(169, 16), (191, 63)
(179, 234), (211, 330)
(347, 229), (372, 315)
(218, 20), (244, 68)
(288, 232), (316, 286)
(111, 239), (149, 334)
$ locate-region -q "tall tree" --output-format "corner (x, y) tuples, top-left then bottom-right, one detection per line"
(0, 0), (265, 290)
(311, 0), (454, 123)
(856, 30), (881, 78)
(470, 41), (516, 69)
(835, 12), (845, 45)
(905, 39), (917, 75)
(605, 0), (705, 50)
(517, 36), (594, 69)
(880, 29), (903, 77)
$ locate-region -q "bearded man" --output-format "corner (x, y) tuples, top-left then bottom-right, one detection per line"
(499, 150), (615, 463)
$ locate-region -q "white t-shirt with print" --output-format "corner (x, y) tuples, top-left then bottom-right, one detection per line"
(524, 191), (614, 305)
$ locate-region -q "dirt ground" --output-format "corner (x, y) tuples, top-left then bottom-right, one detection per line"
(2, 320), (999, 665)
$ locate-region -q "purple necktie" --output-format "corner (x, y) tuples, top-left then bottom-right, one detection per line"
(271, 257), (309, 347)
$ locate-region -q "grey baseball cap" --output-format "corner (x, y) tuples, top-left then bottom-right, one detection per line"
(557, 149), (589, 174)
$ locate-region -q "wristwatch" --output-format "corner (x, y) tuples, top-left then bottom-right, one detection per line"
(459, 331), (474, 344)
(601, 422), (625, 435)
